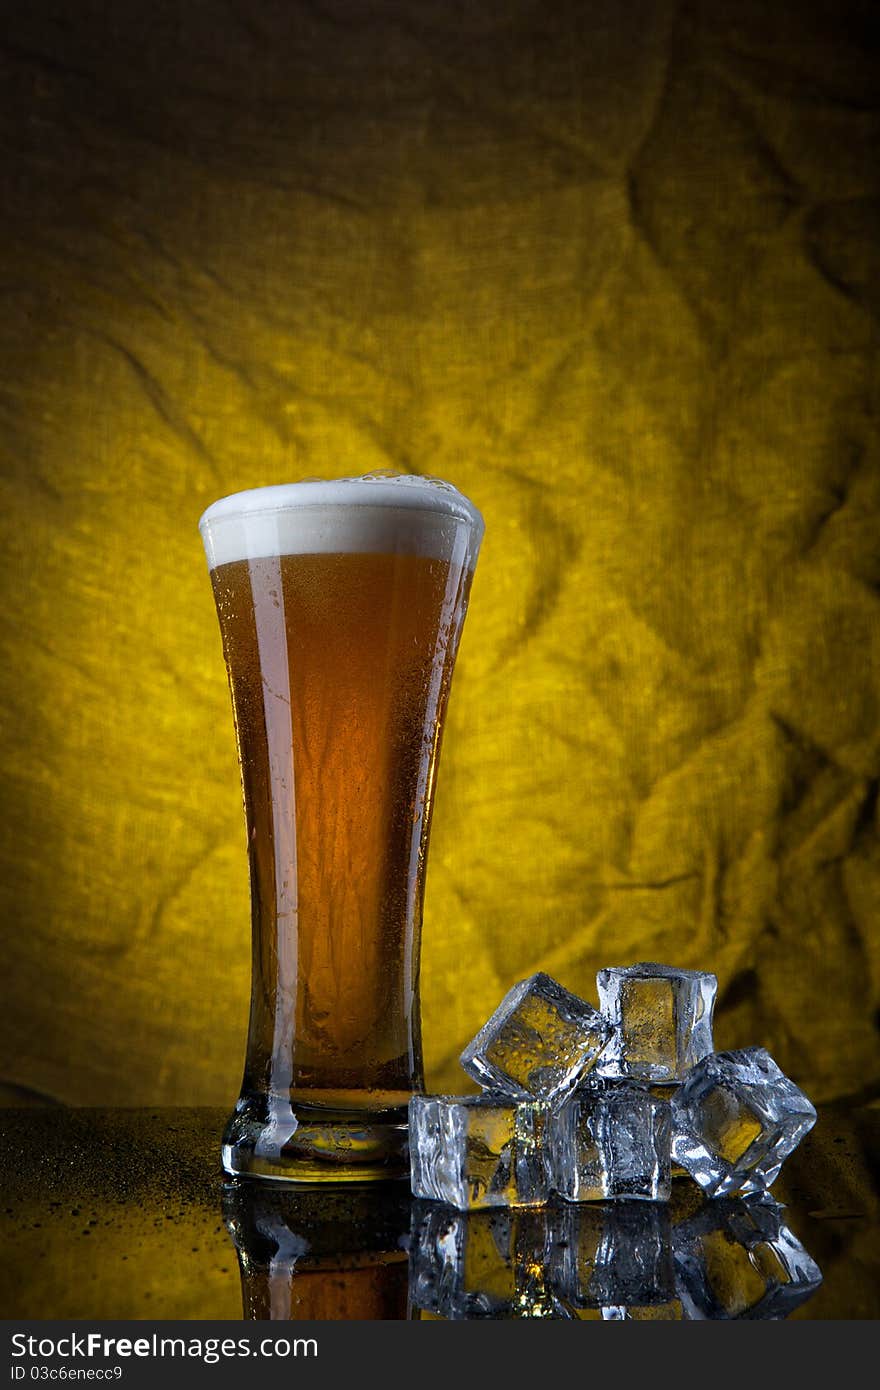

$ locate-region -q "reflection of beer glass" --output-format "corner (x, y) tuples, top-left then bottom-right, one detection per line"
(200, 476), (483, 1181)
(223, 1183), (413, 1319)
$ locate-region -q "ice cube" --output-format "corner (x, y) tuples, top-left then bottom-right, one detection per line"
(549, 1200), (675, 1312)
(596, 961), (717, 1082)
(674, 1197), (823, 1319)
(671, 1048), (817, 1198)
(549, 1080), (672, 1202)
(409, 1201), (566, 1318)
(460, 972), (614, 1102)
(408, 1094), (549, 1210)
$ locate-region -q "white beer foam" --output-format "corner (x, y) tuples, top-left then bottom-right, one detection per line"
(199, 475), (484, 571)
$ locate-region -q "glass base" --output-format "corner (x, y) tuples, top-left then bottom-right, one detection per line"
(221, 1098), (411, 1184)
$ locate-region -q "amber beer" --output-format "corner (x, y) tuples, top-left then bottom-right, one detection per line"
(200, 477), (483, 1181)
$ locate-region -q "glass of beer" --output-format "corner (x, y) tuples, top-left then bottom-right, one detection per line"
(199, 475), (483, 1182)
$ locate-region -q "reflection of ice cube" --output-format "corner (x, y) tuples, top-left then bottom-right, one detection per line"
(671, 1048), (816, 1198)
(408, 1095), (549, 1209)
(549, 1081), (671, 1202)
(460, 973), (614, 1102)
(600, 1303), (684, 1319)
(549, 1201), (674, 1311)
(409, 1201), (566, 1318)
(674, 1197), (823, 1319)
(596, 962), (717, 1082)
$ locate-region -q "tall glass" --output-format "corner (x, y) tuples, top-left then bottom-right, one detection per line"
(200, 476), (483, 1182)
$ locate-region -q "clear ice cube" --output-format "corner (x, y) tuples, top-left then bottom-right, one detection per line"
(549, 1200), (675, 1312)
(671, 1048), (817, 1198)
(549, 1080), (672, 1202)
(460, 972), (614, 1102)
(596, 961), (717, 1082)
(409, 1201), (566, 1318)
(408, 1094), (549, 1210)
(674, 1197), (823, 1319)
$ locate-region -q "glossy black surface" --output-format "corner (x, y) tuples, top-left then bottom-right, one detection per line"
(0, 1105), (877, 1319)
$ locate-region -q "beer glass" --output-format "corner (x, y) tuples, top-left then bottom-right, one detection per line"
(200, 476), (483, 1182)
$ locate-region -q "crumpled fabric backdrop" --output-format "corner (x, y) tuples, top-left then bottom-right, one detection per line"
(0, 0), (878, 1110)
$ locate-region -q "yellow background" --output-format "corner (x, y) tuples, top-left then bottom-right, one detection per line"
(1, 0), (878, 1109)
